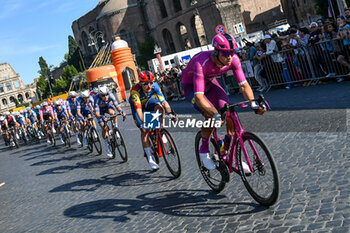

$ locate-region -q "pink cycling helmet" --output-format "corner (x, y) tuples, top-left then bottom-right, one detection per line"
(212, 33), (237, 51)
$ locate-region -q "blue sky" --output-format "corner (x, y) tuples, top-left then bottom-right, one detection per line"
(0, 0), (98, 84)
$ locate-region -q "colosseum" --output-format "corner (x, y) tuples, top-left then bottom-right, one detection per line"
(0, 63), (37, 114)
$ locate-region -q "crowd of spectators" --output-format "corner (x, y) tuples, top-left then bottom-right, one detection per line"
(237, 10), (350, 91)
(154, 66), (186, 101)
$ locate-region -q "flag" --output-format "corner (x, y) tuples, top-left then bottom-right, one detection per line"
(328, 0), (333, 18)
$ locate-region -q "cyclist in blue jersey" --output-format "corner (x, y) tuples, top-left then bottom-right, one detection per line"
(78, 90), (96, 147)
(94, 86), (126, 158)
(53, 100), (69, 144)
(66, 91), (82, 145)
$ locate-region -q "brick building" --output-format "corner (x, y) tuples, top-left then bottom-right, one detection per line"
(71, 0), (316, 63)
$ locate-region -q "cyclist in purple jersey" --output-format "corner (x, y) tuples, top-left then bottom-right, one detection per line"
(181, 33), (266, 170)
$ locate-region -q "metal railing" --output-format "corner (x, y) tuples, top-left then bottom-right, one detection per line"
(227, 38), (350, 92)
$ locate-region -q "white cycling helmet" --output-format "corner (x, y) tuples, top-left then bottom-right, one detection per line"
(42, 101), (48, 106)
(93, 87), (99, 94)
(0, 116), (4, 121)
(69, 91), (78, 97)
(98, 86), (109, 95)
(80, 90), (90, 98)
(14, 111), (19, 116)
(5, 111), (10, 116)
(19, 110), (24, 114)
(26, 107), (30, 110)
(55, 100), (62, 105)
(36, 105), (41, 109)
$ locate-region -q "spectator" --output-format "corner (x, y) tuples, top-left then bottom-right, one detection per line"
(336, 16), (350, 80)
(264, 34), (284, 85)
(308, 22), (322, 46)
(345, 8), (350, 25)
(254, 43), (269, 92)
(317, 18), (324, 28)
(297, 27), (310, 46)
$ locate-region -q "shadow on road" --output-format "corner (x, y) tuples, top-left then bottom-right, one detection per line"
(49, 170), (173, 193)
(63, 189), (267, 222)
(36, 158), (124, 176)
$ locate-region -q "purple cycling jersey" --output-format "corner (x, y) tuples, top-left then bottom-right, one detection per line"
(181, 51), (247, 94)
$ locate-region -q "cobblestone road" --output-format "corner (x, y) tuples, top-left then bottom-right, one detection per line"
(0, 82), (349, 232)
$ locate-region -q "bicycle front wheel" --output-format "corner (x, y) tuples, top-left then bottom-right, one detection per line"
(160, 129), (181, 178)
(90, 127), (102, 155)
(237, 132), (280, 206)
(114, 128), (127, 162)
(195, 131), (229, 193)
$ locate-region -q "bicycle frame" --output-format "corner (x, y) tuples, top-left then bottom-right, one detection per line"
(212, 108), (264, 174)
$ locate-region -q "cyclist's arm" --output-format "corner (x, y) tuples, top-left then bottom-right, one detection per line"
(109, 92), (124, 114)
(94, 100), (102, 119)
(231, 55), (255, 101)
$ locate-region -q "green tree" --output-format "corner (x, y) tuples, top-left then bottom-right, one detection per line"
(36, 56), (51, 99)
(136, 36), (155, 70)
(68, 35), (85, 72)
(52, 65), (79, 95)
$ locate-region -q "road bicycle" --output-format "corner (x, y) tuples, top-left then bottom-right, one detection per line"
(58, 119), (71, 148)
(146, 127), (181, 178)
(4, 127), (19, 149)
(44, 120), (56, 147)
(84, 117), (102, 155)
(195, 95), (280, 206)
(104, 114), (127, 162)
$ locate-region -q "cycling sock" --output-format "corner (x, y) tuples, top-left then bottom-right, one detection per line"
(104, 139), (109, 148)
(59, 134), (63, 140)
(144, 147), (153, 160)
(113, 122), (118, 128)
(224, 134), (232, 150)
(199, 137), (210, 153)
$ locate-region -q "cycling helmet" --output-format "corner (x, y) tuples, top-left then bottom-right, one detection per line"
(80, 90), (90, 98)
(55, 100), (62, 105)
(0, 116), (4, 121)
(93, 87), (99, 94)
(139, 71), (154, 82)
(5, 111), (10, 116)
(48, 101), (51, 106)
(98, 86), (109, 95)
(212, 33), (237, 51)
(69, 91), (78, 97)
(36, 105), (41, 109)
(42, 101), (48, 106)
(14, 112), (19, 116)
(26, 107), (30, 110)
(19, 110), (24, 114)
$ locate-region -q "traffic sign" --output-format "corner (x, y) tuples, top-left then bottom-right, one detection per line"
(215, 25), (225, 34)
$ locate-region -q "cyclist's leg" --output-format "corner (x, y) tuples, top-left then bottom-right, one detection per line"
(206, 79), (233, 152)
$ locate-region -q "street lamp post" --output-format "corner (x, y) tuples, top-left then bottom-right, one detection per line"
(88, 31), (106, 54)
(44, 72), (54, 98)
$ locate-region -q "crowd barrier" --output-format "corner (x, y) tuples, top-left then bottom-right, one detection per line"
(228, 38), (350, 92)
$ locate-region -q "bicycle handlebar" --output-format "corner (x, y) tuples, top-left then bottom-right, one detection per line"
(219, 95), (270, 118)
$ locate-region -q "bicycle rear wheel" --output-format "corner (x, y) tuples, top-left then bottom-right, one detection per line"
(195, 131), (229, 193)
(160, 129), (181, 178)
(47, 125), (56, 147)
(63, 126), (71, 148)
(114, 128), (127, 162)
(90, 127), (102, 155)
(237, 132), (280, 206)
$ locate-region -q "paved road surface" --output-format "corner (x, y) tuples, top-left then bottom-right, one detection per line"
(0, 82), (349, 232)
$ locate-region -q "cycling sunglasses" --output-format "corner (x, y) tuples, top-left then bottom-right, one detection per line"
(141, 81), (153, 86)
(220, 51), (235, 58)
(100, 93), (108, 97)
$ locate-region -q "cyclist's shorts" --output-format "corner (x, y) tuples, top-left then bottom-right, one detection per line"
(43, 113), (51, 121)
(182, 80), (230, 114)
(30, 116), (36, 124)
(57, 113), (67, 121)
(97, 104), (115, 124)
(71, 110), (77, 118)
(18, 118), (24, 126)
(8, 122), (15, 128)
(130, 98), (161, 128)
(81, 109), (92, 118)
(1, 125), (6, 130)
